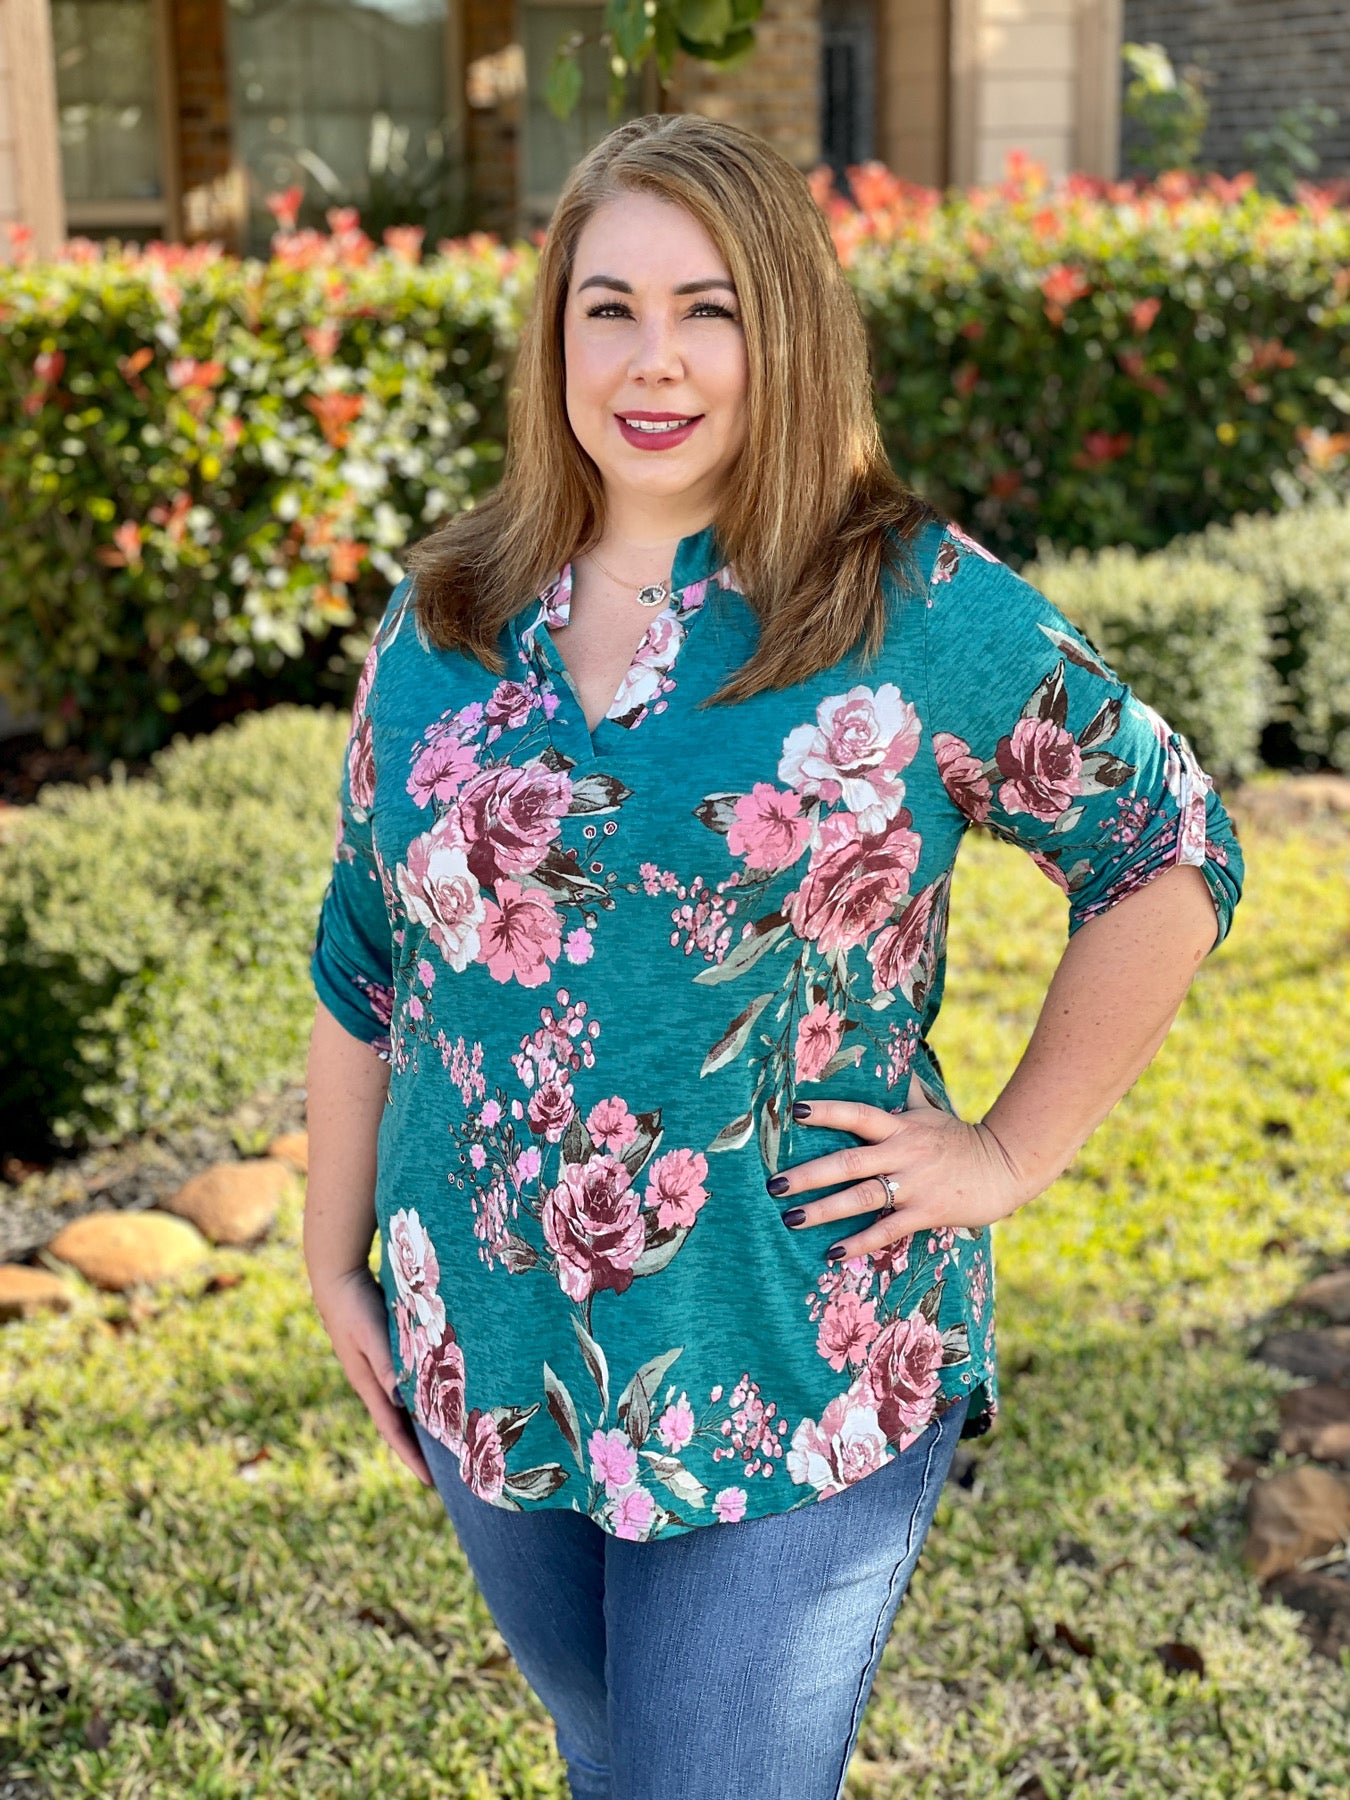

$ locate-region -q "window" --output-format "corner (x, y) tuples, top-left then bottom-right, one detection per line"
(227, 0), (456, 253)
(820, 0), (876, 183)
(521, 2), (644, 229)
(52, 0), (166, 238)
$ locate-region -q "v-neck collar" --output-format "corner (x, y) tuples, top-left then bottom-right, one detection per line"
(509, 524), (737, 742)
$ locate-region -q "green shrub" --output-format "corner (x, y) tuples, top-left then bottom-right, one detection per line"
(1024, 543), (1271, 779)
(0, 706), (348, 1150)
(1194, 499), (1350, 769)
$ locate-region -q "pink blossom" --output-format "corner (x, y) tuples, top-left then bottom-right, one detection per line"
(415, 1327), (466, 1451)
(458, 1407), (506, 1501)
(589, 1427), (638, 1495)
(868, 883), (935, 994)
(863, 1313), (944, 1448)
(417, 958), (436, 987)
(527, 1078), (574, 1142)
(458, 763), (572, 883)
(726, 783), (813, 873)
(564, 926), (594, 964)
(512, 1146), (542, 1186)
(932, 732), (992, 824)
(656, 1394), (695, 1452)
(469, 1143), (487, 1170)
(542, 1154), (645, 1301)
(396, 820), (484, 971)
(479, 1098), (502, 1128)
(817, 1291), (881, 1372)
(407, 730), (480, 807)
(996, 717), (1083, 820)
(786, 1383), (892, 1497)
(479, 881), (561, 987)
(778, 684), (921, 832)
(485, 679), (538, 732)
(394, 1297), (429, 1376)
(386, 1208), (446, 1347)
(408, 994), (424, 1021)
(794, 1003), (844, 1083)
(713, 1486), (748, 1523)
(347, 716), (375, 810)
(785, 808), (920, 953)
(587, 1096), (639, 1154)
(643, 1148), (710, 1231)
(611, 1485), (656, 1540)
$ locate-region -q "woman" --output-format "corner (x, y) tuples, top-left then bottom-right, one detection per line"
(305, 114), (1243, 1799)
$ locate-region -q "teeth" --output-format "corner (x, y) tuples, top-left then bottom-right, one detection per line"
(622, 417), (696, 433)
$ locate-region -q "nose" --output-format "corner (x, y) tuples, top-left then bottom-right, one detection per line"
(626, 311), (684, 385)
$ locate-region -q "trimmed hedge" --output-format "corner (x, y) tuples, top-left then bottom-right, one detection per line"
(3, 167), (1349, 762)
(0, 706), (348, 1151)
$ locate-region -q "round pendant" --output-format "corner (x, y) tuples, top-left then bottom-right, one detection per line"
(636, 582), (669, 609)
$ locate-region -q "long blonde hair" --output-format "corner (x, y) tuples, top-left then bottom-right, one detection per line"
(404, 113), (941, 705)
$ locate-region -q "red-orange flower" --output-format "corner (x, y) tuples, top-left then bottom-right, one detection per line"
(1039, 263), (1091, 325)
(304, 392), (364, 448)
(1072, 431), (1133, 469)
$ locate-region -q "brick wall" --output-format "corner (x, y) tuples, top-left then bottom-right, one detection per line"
(171, 0), (240, 244)
(1122, 0), (1350, 177)
(666, 0), (822, 170)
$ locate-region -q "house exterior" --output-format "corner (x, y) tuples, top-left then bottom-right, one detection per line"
(2, 1), (1346, 261)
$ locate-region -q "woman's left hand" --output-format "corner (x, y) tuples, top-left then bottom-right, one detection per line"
(770, 1074), (1033, 1261)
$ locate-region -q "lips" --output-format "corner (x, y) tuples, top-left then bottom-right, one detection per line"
(615, 412), (704, 451)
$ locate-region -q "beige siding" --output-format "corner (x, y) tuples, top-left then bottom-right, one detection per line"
(0, 0), (64, 258)
(877, 0), (949, 185)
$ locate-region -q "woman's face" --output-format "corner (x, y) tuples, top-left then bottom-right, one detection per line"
(562, 191), (749, 526)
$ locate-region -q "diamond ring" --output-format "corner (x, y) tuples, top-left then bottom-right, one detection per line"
(876, 1172), (900, 1213)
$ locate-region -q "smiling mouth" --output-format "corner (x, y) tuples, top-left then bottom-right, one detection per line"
(618, 415), (702, 433)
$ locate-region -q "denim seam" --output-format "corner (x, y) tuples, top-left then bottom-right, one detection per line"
(829, 1420), (946, 1800)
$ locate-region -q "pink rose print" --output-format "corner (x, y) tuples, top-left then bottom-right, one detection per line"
(458, 1407), (506, 1502)
(863, 1313), (944, 1449)
(407, 729), (480, 807)
(786, 808), (920, 953)
(713, 1486), (748, 1524)
(564, 927), (594, 964)
(611, 1485), (657, 1541)
(351, 640), (378, 726)
(347, 715), (375, 811)
(778, 683), (921, 833)
(542, 1154), (646, 1302)
(396, 820), (485, 971)
(816, 1290), (880, 1372)
(1028, 850), (1071, 893)
(394, 1297), (429, 1375)
(656, 1394), (695, 1452)
(527, 1077), (574, 1143)
(726, 783), (813, 874)
(387, 1208), (446, 1347)
(794, 1002), (844, 1083)
(479, 881), (562, 986)
(485, 679), (537, 733)
(416, 1328), (467, 1451)
(932, 731), (992, 823)
(589, 1426), (639, 1496)
(868, 884), (934, 993)
(586, 1096), (639, 1154)
(996, 717), (1083, 821)
(458, 762), (572, 883)
(786, 1384), (892, 1498)
(610, 613), (684, 717)
(643, 1148), (710, 1231)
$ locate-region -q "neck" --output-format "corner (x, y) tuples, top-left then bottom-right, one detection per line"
(594, 490), (714, 570)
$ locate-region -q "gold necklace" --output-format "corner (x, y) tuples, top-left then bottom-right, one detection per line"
(584, 545), (672, 609)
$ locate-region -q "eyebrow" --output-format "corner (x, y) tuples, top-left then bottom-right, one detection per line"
(575, 275), (737, 296)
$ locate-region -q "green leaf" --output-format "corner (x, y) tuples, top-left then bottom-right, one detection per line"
(543, 1361), (585, 1470)
(617, 1346), (685, 1423)
(692, 917), (788, 984)
(700, 991), (774, 1077)
(572, 1312), (609, 1413)
(707, 1110), (755, 1153)
(673, 0), (734, 44)
(545, 46), (584, 122)
(640, 1448), (709, 1508)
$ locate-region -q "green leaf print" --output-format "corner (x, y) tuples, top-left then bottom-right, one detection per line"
(543, 1361), (585, 1470)
(692, 916), (788, 985)
(701, 992), (775, 1077)
(640, 1449), (709, 1510)
(572, 1313), (610, 1413)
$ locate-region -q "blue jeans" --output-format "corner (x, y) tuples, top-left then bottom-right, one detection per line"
(409, 1393), (970, 1800)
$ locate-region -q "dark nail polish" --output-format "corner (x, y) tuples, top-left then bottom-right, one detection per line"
(825, 1243), (847, 1261)
(766, 1174), (789, 1196)
(792, 1101), (812, 1120)
(780, 1207), (806, 1228)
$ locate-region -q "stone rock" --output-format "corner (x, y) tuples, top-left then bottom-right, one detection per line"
(267, 1131), (309, 1173)
(1265, 1570), (1350, 1660)
(1278, 1386), (1350, 1465)
(1243, 1466), (1350, 1580)
(47, 1211), (209, 1291)
(162, 1160), (292, 1246)
(1255, 1328), (1350, 1384)
(0, 1264), (75, 1322)
(1293, 1269), (1350, 1324)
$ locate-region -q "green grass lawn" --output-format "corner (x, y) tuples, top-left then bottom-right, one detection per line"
(3, 788), (1348, 1798)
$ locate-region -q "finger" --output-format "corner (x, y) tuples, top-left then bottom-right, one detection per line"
(779, 1172), (915, 1232)
(353, 1357), (435, 1487)
(769, 1131), (902, 1200)
(790, 1096), (902, 1142)
(823, 1206), (932, 1264)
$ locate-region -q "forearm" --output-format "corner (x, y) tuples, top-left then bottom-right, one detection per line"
(978, 862), (1221, 1204)
(304, 1000), (391, 1288)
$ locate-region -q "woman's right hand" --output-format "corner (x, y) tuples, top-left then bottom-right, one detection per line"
(310, 1266), (434, 1488)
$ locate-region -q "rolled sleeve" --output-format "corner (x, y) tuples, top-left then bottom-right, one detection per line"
(922, 526), (1245, 952)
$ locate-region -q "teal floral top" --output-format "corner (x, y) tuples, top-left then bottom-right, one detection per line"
(311, 515), (1244, 1540)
